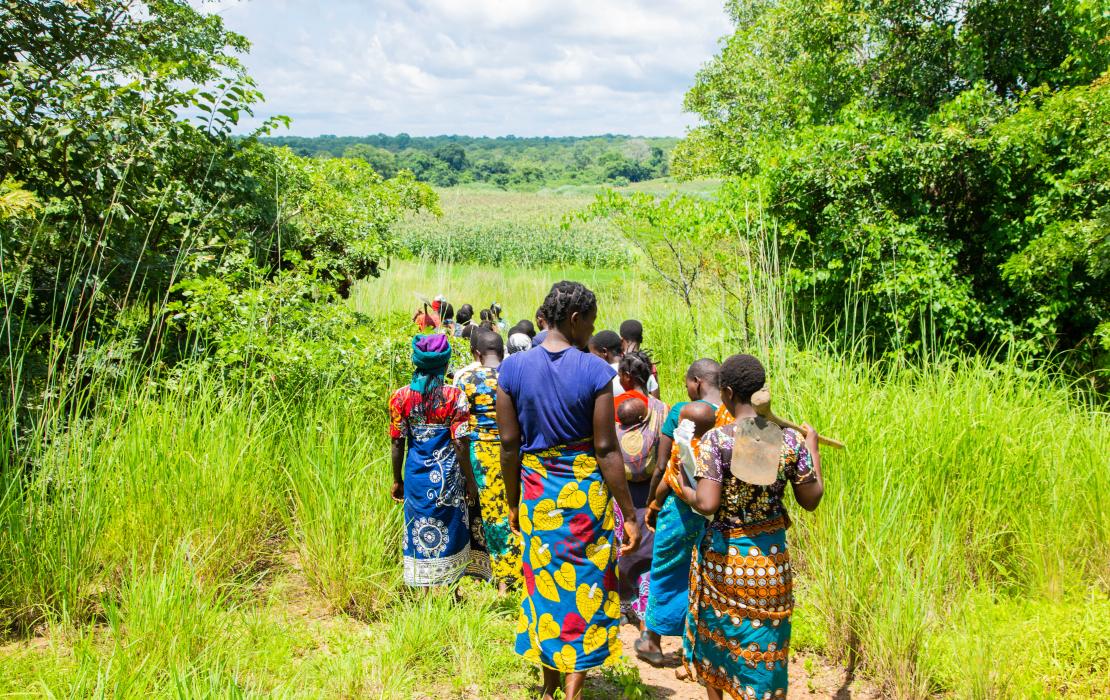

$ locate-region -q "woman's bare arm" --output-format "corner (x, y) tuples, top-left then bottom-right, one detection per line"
(496, 387), (523, 530)
(651, 435), (674, 505)
(390, 438), (406, 502)
(454, 437), (479, 504)
(675, 461), (721, 517)
(791, 423), (824, 511)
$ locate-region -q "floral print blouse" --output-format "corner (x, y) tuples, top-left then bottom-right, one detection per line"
(453, 366), (500, 440)
(388, 385), (470, 441)
(695, 422), (815, 529)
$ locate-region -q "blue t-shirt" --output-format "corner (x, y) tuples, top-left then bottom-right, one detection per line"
(661, 399), (718, 438)
(498, 346), (616, 453)
(531, 330), (549, 348)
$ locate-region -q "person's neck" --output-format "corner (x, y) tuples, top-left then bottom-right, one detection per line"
(701, 388), (723, 405)
(730, 402), (757, 419)
(543, 327), (573, 351)
(480, 354), (501, 368)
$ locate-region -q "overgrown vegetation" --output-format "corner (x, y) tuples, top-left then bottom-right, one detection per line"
(2, 0), (1109, 697)
(363, 259), (1110, 698)
(664, 0), (1110, 381)
(0, 0), (437, 419)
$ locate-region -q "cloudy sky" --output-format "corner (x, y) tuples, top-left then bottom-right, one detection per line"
(199, 0), (731, 137)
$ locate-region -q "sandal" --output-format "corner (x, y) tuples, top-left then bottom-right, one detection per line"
(633, 632), (665, 667)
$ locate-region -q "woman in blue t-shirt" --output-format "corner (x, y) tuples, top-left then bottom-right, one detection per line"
(497, 281), (641, 700)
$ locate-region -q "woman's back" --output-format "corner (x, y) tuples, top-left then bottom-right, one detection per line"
(695, 422), (815, 528)
(454, 366), (500, 438)
(498, 345), (614, 452)
(616, 394), (667, 482)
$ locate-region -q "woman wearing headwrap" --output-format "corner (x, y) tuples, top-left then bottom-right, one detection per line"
(507, 320), (536, 355)
(389, 334), (480, 587)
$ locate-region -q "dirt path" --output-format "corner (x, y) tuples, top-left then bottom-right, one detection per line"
(616, 625), (880, 699)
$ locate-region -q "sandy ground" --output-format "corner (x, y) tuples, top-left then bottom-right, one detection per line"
(615, 624), (881, 700)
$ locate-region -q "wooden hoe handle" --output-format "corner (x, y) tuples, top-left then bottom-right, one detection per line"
(750, 388), (846, 450)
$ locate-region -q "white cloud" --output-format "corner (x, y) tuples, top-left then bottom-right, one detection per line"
(199, 0), (730, 137)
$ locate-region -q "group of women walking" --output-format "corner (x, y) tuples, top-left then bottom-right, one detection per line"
(389, 281), (824, 700)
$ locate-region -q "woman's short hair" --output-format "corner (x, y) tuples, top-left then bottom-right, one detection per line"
(456, 304), (474, 324)
(619, 319), (644, 344)
(588, 330), (622, 355)
(618, 350), (653, 388)
(719, 354), (766, 403)
(686, 358), (721, 387)
(539, 281), (597, 326)
(473, 329), (504, 355)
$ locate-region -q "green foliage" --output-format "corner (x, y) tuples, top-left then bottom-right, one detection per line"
(675, 0), (1110, 377)
(0, 2), (438, 418)
(0, 368), (525, 697)
(684, 0), (1110, 174)
(598, 659), (650, 699)
(165, 269), (403, 399)
(362, 258), (1110, 698)
(0, 0), (269, 314)
(265, 153), (440, 296)
(270, 134), (676, 189)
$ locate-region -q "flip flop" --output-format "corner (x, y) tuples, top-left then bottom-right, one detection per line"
(633, 634), (665, 667)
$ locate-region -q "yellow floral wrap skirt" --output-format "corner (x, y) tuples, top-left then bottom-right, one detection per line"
(515, 441), (622, 672)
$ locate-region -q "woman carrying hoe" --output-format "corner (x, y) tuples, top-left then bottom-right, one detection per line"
(675, 354), (823, 699)
(497, 281), (641, 700)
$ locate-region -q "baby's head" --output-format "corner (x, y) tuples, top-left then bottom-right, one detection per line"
(680, 401), (717, 438)
(617, 397), (648, 429)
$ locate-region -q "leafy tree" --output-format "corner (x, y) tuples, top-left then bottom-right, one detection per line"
(0, 0), (270, 359)
(683, 0), (1110, 174)
(271, 153), (439, 297)
(433, 143), (468, 172)
(674, 0), (1110, 378)
(0, 1), (437, 392)
(343, 144), (397, 178)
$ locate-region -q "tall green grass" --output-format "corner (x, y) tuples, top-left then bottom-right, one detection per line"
(3, 252), (1108, 697)
(359, 259), (1110, 697)
(0, 369), (525, 697)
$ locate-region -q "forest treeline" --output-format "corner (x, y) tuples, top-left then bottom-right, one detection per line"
(262, 134), (675, 188)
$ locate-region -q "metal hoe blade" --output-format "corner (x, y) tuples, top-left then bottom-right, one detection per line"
(729, 416), (783, 486)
